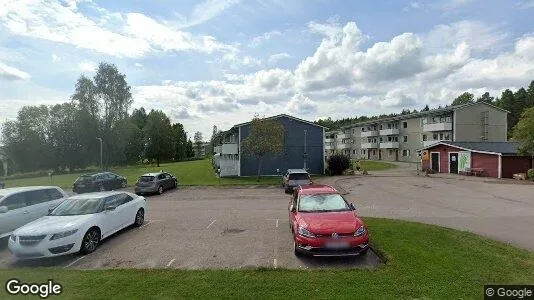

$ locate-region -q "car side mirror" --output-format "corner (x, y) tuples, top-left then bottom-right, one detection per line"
(350, 203), (356, 210)
(290, 205), (296, 213)
(105, 205), (116, 211)
(0, 206), (7, 213)
(48, 207), (54, 214)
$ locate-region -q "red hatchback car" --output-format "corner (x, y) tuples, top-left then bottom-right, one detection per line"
(288, 185), (369, 257)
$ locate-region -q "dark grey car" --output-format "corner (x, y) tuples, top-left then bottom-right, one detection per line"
(134, 172), (178, 195)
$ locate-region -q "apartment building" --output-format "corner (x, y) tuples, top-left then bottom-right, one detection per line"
(324, 102), (508, 163)
(213, 114), (326, 177)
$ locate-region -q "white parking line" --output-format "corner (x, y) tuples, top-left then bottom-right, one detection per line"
(206, 219), (216, 229)
(276, 219), (279, 228)
(166, 258), (176, 268)
(65, 256), (85, 268)
(273, 258), (277, 269)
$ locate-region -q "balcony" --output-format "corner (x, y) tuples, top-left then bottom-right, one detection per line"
(379, 128), (399, 135)
(214, 145), (222, 153)
(325, 138), (334, 143)
(219, 157), (239, 177)
(336, 133), (349, 140)
(423, 122), (452, 132)
(380, 142), (399, 148)
(361, 142), (378, 149)
(221, 143), (238, 154)
(325, 145), (333, 150)
(338, 143), (351, 149)
(361, 130), (378, 138)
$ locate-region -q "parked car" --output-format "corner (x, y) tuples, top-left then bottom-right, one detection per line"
(72, 172), (127, 194)
(288, 184), (369, 257)
(135, 172), (178, 195)
(8, 191), (146, 259)
(0, 186), (68, 239)
(282, 169), (312, 193)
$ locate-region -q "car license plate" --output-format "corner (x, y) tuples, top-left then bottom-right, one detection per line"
(325, 241), (349, 249)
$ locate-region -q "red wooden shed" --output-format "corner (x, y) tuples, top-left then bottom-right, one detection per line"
(419, 142), (533, 178)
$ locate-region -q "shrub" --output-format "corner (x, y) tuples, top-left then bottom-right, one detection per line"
(528, 169), (534, 180)
(327, 154), (351, 175)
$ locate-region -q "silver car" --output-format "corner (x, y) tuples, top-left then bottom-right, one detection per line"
(134, 172), (178, 195)
(282, 169), (312, 193)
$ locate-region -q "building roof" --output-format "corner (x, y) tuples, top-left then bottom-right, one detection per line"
(339, 102), (509, 130)
(420, 141), (524, 156)
(232, 114), (328, 129)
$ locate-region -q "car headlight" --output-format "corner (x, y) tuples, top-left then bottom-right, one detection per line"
(354, 225), (367, 237)
(298, 227), (315, 238)
(50, 229), (78, 240)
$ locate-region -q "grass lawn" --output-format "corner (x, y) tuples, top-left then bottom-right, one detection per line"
(2, 159), (282, 190)
(1, 218), (532, 299)
(357, 160), (398, 171)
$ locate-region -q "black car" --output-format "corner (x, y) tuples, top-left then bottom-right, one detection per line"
(73, 172), (127, 194)
(135, 172), (178, 195)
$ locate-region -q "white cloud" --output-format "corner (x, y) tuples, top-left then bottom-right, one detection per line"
(135, 62), (143, 68)
(248, 30), (282, 48)
(78, 61), (96, 73)
(517, 0), (534, 9)
(268, 52), (291, 64)
(52, 54), (60, 62)
(0, 0), (236, 58)
(442, 0), (475, 10)
(403, 2), (422, 12)
(0, 61), (31, 81)
(286, 93), (318, 115)
(178, 0), (241, 28)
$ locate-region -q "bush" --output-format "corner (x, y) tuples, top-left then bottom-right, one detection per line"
(528, 169), (534, 180)
(327, 154), (351, 175)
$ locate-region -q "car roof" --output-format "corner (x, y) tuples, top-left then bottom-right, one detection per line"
(141, 173), (163, 176)
(68, 191), (127, 200)
(287, 169), (308, 174)
(0, 186), (61, 196)
(298, 184), (338, 195)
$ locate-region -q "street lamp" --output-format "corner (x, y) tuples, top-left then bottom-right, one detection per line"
(96, 137), (103, 171)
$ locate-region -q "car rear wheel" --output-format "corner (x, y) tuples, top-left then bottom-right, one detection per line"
(80, 228), (100, 254)
(133, 209), (144, 227)
(121, 181), (126, 188)
(157, 185), (164, 195)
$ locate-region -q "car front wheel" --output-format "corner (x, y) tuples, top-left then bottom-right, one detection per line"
(293, 241), (303, 257)
(157, 185), (164, 195)
(80, 228), (100, 254)
(133, 209), (144, 227)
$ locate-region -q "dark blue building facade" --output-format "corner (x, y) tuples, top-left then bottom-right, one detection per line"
(237, 115), (325, 176)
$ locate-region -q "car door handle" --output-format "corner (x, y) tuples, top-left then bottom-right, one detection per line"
(23, 211), (30, 214)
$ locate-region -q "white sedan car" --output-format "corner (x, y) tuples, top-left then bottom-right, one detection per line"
(8, 191), (146, 259)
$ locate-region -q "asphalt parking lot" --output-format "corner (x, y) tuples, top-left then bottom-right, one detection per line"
(0, 187), (381, 270)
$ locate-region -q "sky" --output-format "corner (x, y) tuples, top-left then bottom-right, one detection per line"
(1, 0), (534, 139)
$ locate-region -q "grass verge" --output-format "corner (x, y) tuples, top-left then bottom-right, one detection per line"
(1, 218), (532, 299)
(358, 160), (398, 171)
(2, 159), (282, 189)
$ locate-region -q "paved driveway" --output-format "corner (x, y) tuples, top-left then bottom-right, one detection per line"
(319, 167), (534, 250)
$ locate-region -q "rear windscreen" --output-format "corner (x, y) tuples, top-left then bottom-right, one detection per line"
(139, 176), (155, 182)
(289, 173), (309, 180)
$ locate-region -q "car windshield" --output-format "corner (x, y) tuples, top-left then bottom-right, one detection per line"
(298, 193), (350, 212)
(139, 176), (155, 182)
(49, 198), (103, 216)
(289, 173), (309, 180)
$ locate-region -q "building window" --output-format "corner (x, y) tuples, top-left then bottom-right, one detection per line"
(422, 134), (427, 141)
(372, 150), (376, 156)
(445, 133), (451, 140)
(389, 149), (394, 156)
(403, 135), (408, 143)
(402, 149), (411, 157)
(403, 121), (407, 128)
(361, 127), (365, 132)
(433, 133), (438, 140)
(379, 124), (383, 130)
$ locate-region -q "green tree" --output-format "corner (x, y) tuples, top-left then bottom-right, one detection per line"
(186, 139), (195, 158)
(130, 107), (148, 129)
(527, 80), (534, 108)
(241, 117), (285, 181)
(194, 131), (203, 158)
(93, 62), (133, 167)
(512, 107), (534, 155)
(171, 123), (188, 161)
(422, 104), (430, 111)
(144, 110), (173, 167)
(476, 92), (494, 103)
(496, 89), (515, 136)
(452, 92), (474, 106)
